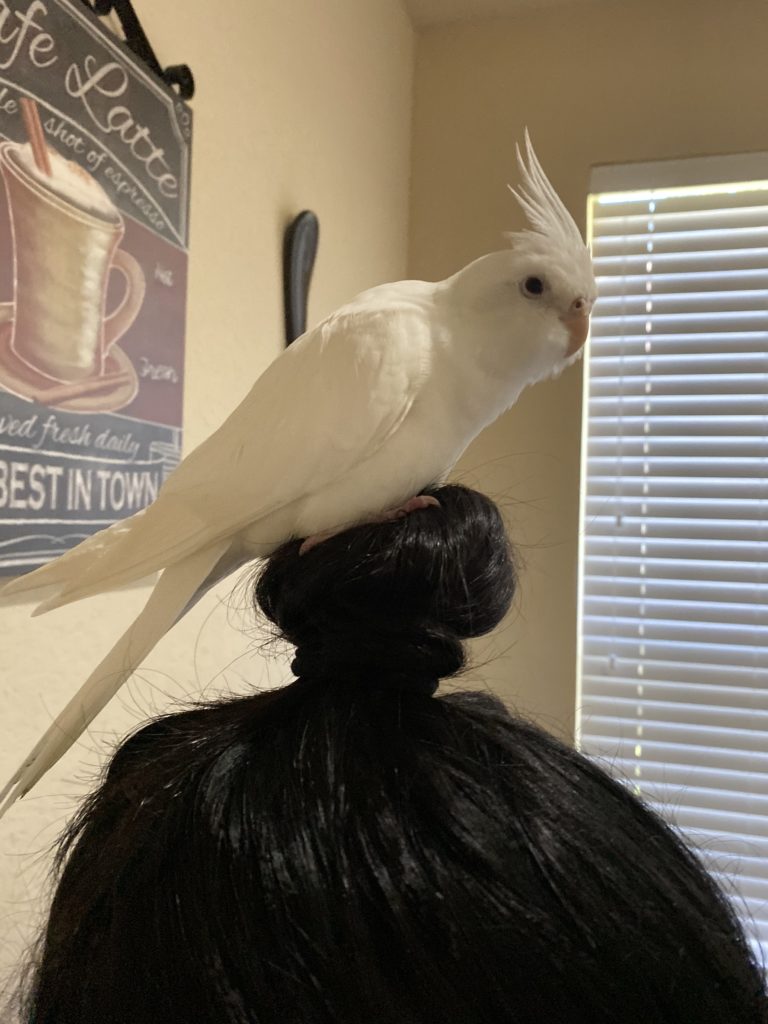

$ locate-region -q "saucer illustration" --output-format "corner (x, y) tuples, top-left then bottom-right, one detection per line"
(0, 310), (139, 414)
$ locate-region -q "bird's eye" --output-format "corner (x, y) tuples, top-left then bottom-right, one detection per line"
(522, 276), (545, 297)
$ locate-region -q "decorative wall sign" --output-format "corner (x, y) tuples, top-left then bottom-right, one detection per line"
(0, 0), (192, 575)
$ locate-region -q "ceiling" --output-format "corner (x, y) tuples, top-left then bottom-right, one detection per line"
(404, 0), (617, 27)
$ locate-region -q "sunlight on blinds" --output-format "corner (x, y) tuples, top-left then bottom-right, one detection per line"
(577, 157), (768, 965)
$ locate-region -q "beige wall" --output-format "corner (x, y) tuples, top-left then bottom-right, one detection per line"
(0, 0), (413, 991)
(4, 0), (768, 998)
(409, 0), (768, 738)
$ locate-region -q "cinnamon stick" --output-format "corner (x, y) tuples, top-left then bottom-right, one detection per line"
(19, 98), (51, 176)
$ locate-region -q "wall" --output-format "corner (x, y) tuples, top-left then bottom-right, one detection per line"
(0, 0), (414, 992)
(409, 0), (768, 739)
(5, 0), (768, 999)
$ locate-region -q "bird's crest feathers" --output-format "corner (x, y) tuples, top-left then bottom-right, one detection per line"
(507, 129), (587, 258)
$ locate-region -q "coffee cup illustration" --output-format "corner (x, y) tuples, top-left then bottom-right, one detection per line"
(0, 130), (145, 413)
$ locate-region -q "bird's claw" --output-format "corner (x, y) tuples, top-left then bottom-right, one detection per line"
(299, 494), (441, 555)
(381, 494), (441, 520)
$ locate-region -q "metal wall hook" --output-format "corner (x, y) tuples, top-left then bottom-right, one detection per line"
(283, 211), (320, 346)
(82, 0), (195, 99)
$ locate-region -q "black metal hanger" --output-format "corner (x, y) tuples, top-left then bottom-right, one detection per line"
(81, 0), (195, 99)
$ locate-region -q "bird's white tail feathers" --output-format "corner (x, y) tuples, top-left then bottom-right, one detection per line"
(0, 539), (230, 819)
(0, 498), (213, 614)
(0, 511), (145, 604)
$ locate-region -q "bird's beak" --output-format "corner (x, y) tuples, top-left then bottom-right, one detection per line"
(560, 300), (592, 357)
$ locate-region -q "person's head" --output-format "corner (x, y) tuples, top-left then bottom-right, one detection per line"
(20, 485), (768, 1023)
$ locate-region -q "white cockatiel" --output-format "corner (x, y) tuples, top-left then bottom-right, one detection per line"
(0, 133), (596, 815)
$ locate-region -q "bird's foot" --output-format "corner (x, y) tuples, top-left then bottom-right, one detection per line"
(299, 494), (441, 555)
(377, 494), (442, 520)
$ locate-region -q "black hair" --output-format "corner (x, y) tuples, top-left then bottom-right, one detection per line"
(18, 485), (768, 1024)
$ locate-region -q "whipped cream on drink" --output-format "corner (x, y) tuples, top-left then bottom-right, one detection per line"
(14, 142), (117, 221)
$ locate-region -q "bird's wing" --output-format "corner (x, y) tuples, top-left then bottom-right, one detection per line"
(168, 303), (433, 530)
(8, 303), (433, 606)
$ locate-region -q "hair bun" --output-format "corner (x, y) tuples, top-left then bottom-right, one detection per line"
(255, 484), (516, 695)
(289, 630), (461, 696)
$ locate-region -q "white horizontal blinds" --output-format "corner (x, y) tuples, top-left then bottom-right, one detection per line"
(577, 155), (768, 964)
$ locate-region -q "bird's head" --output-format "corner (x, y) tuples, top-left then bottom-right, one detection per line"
(446, 131), (597, 388)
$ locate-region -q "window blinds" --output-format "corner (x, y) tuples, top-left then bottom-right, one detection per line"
(577, 154), (768, 964)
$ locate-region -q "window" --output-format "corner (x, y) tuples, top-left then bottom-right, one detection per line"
(577, 153), (768, 963)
